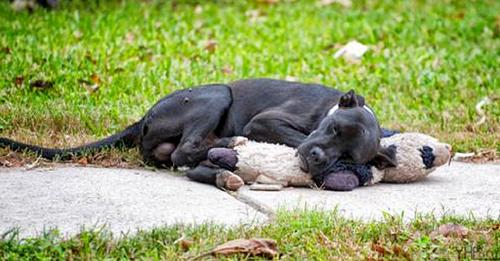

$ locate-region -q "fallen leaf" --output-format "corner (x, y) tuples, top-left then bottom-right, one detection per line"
(204, 39), (217, 53)
(318, 0), (352, 7)
(334, 40), (369, 62)
(195, 238), (278, 259)
(14, 76), (24, 85)
(371, 243), (388, 256)
(221, 66), (233, 75)
(30, 80), (54, 90)
(2, 47), (11, 54)
(246, 10), (267, 23)
(194, 5), (202, 14)
(125, 32), (135, 44)
(73, 30), (83, 39)
(432, 224), (469, 238)
(474, 96), (494, 126)
(91, 74), (100, 84)
(452, 11), (465, 20)
(78, 157), (88, 166)
(179, 239), (193, 251)
(79, 79), (99, 94)
(257, 0), (280, 3)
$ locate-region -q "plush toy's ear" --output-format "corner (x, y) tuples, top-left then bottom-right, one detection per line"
(370, 145), (398, 169)
(339, 90), (359, 108)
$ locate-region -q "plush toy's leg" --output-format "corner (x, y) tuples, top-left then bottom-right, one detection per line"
(249, 184), (283, 191)
(186, 165), (244, 191)
(207, 147), (239, 171)
(323, 171), (360, 191)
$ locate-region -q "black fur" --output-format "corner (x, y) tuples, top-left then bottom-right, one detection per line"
(419, 146), (435, 169)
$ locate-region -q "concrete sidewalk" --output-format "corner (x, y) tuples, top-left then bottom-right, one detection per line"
(0, 162), (499, 237)
(239, 162), (500, 220)
(0, 167), (264, 238)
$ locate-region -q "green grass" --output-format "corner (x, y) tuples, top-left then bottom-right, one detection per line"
(1, 2), (499, 259)
(1, 211), (499, 260)
(0, 0), (498, 155)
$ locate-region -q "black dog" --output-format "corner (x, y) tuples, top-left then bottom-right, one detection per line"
(0, 78), (396, 188)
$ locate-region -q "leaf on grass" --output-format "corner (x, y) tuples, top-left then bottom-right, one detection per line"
(179, 239), (193, 251)
(257, 0), (280, 4)
(125, 32), (136, 44)
(371, 242), (388, 256)
(246, 10), (267, 23)
(204, 40), (217, 53)
(334, 40), (369, 62)
(221, 66), (233, 75)
(30, 80), (54, 90)
(474, 96), (495, 127)
(492, 224), (500, 230)
(2, 47), (11, 54)
(432, 224), (469, 238)
(73, 30), (83, 40)
(77, 157), (88, 166)
(194, 5), (202, 14)
(196, 238), (278, 259)
(79, 77), (100, 94)
(14, 76), (24, 86)
(91, 74), (100, 85)
(318, 0), (352, 7)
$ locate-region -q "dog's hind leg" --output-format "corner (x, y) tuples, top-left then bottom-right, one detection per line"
(140, 84), (233, 168)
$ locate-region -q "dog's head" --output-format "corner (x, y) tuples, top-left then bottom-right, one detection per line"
(297, 90), (397, 177)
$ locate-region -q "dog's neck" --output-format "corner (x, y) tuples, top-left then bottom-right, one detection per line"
(327, 104), (375, 118)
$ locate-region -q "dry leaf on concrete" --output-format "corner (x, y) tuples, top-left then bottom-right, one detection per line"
(194, 238), (278, 259)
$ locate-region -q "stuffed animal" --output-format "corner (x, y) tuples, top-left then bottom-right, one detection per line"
(207, 133), (452, 191)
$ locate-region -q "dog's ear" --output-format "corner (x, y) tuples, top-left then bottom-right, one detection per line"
(370, 145), (397, 169)
(339, 90), (359, 108)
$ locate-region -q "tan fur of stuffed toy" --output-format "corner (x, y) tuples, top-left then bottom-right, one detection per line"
(212, 133), (452, 191)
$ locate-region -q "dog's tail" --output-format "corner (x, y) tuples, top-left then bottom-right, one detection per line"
(0, 120), (143, 160)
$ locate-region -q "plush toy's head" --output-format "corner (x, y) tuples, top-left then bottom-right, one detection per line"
(379, 132), (452, 183)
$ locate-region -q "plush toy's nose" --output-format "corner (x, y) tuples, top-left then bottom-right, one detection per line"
(443, 143), (452, 152)
(434, 143), (453, 167)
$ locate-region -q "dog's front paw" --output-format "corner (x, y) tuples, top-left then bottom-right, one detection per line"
(229, 136), (248, 148)
(216, 170), (244, 191)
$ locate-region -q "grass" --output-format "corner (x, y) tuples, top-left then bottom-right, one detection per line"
(0, 1), (499, 258)
(1, 210), (499, 260)
(0, 0), (498, 158)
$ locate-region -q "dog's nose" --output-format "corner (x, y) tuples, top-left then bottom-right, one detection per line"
(310, 147), (326, 165)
